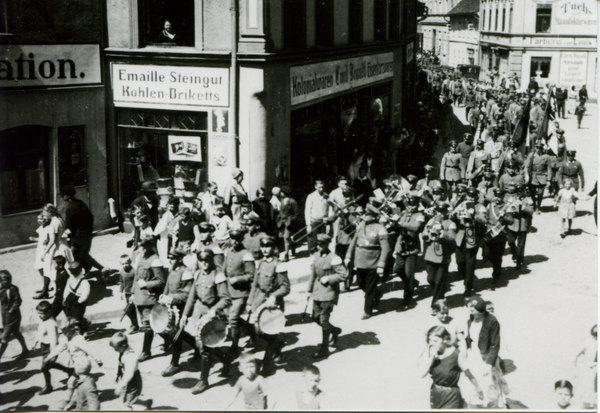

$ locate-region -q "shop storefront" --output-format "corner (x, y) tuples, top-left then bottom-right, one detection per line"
(0, 44), (109, 248)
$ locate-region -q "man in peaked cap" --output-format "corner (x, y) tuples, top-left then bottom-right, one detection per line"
(558, 150), (584, 191)
(197, 222), (224, 268)
(417, 165), (441, 198)
(524, 141), (552, 214)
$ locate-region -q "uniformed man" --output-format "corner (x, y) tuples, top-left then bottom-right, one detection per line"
(196, 223), (224, 268)
(452, 188), (487, 296)
(416, 165), (441, 198)
(308, 234), (347, 359)
(505, 183), (534, 270)
(496, 139), (524, 179)
(450, 184), (468, 210)
(159, 247), (198, 377)
(243, 213), (268, 262)
(133, 236), (167, 362)
(393, 195), (426, 308)
(484, 130), (504, 173)
(558, 150), (585, 191)
(345, 200), (390, 320)
(247, 236), (290, 376)
(482, 189), (514, 284)
(222, 229), (255, 354)
(305, 180), (331, 254)
(478, 171), (497, 205)
(422, 201), (457, 306)
(525, 142), (552, 213)
(457, 133), (475, 178)
(466, 139), (491, 187)
(498, 160), (526, 192)
(180, 249), (232, 394)
(440, 140), (463, 190)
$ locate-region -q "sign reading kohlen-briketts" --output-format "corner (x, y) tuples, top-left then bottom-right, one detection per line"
(290, 53), (394, 106)
(0, 44), (101, 88)
(112, 64), (229, 111)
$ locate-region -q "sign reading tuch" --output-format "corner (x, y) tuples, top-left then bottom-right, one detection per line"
(112, 64), (229, 111)
(290, 53), (394, 106)
(0, 44), (101, 88)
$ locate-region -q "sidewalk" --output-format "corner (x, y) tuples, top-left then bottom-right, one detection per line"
(1, 231), (314, 333)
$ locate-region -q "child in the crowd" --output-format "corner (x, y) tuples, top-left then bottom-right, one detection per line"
(71, 356), (100, 410)
(128, 205), (144, 251)
(109, 332), (153, 411)
(119, 254), (139, 334)
(0, 270), (29, 360)
(47, 317), (103, 410)
(63, 262), (91, 332)
(555, 178), (588, 238)
(573, 325), (598, 409)
(34, 300), (72, 395)
(225, 353), (270, 410)
(32, 213), (50, 297)
(51, 255), (70, 318)
(575, 101), (586, 128)
(295, 365), (330, 410)
(485, 301), (495, 314)
(430, 299), (464, 352)
(553, 380), (576, 410)
(212, 204), (234, 249)
(138, 215), (154, 241)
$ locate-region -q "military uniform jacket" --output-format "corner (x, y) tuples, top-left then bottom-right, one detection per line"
(395, 210), (426, 255)
(422, 215), (457, 264)
(132, 253), (166, 306)
(498, 173), (525, 191)
(336, 205), (358, 245)
(346, 220), (390, 269)
(243, 231), (268, 260)
(162, 264), (194, 307)
(416, 177), (441, 196)
(454, 202), (488, 249)
(485, 202), (514, 243)
(248, 257), (290, 313)
(183, 268), (231, 317)
(197, 240), (224, 268)
(440, 152), (463, 182)
(559, 160), (585, 189)
(525, 153), (552, 185)
(223, 245), (255, 298)
(505, 197), (534, 233)
(308, 251), (347, 303)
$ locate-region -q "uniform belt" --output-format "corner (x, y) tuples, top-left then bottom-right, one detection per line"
(446, 165), (461, 169)
(201, 298), (218, 308)
(432, 383), (459, 390)
(357, 245), (380, 250)
(258, 287), (274, 294)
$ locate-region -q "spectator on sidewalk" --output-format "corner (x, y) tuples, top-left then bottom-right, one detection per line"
(51, 256), (70, 318)
(575, 101), (586, 129)
(0, 270), (30, 361)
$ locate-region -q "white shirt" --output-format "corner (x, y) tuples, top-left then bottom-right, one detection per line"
(66, 276), (91, 303)
(305, 191), (330, 224)
(36, 317), (59, 347)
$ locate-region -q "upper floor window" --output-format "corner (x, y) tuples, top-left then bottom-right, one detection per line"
(374, 0), (388, 41)
(482, 9), (486, 30)
(494, 6), (498, 30)
(315, 0), (334, 46)
(284, 0), (307, 48)
(389, 0), (400, 40)
(536, 5), (552, 33)
(488, 8), (492, 30)
(502, 7), (506, 31)
(349, 0), (363, 43)
(140, 0), (195, 47)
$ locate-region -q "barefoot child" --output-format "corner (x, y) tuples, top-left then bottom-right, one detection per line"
(225, 353), (270, 409)
(109, 332), (153, 410)
(0, 270), (29, 361)
(34, 301), (72, 395)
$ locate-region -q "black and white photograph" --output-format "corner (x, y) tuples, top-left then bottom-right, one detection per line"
(0, 0), (598, 411)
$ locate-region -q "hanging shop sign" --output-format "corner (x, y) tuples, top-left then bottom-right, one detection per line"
(0, 44), (101, 88)
(290, 53), (394, 106)
(558, 52), (588, 88)
(112, 64), (229, 111)
(168, 135), (203, 162)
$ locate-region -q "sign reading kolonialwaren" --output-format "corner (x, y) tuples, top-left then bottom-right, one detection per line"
(112, 64), (229, 111)
(0, 44), (101, 88)
(290, 53), (394, 106)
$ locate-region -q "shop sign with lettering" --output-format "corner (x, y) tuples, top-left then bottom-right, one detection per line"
(552, 0), (597, 35)
(0, 44), (101, 88)
(290, 53), (394, 106)
(528, 37), (597, 48)
(559, 52), (588, 88)
(112, 64), (229, 111)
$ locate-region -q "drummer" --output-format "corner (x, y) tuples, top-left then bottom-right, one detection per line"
(248, 236), (290, 376)
(180, 249), (232, 395)
(308, 233), (347, 360)
(159, 247), (199, 378)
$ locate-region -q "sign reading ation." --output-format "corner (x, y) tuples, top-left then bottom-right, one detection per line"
(0, 44), (101, 88)
(112, 64), (229, 111)
(290, 53), (394, 106)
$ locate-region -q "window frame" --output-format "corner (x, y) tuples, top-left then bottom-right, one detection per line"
(535, 4), (552, 34)
(138, 0), (196, 48)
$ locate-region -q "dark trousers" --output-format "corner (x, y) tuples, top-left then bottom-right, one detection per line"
(312, 300), (336, 332)
(356, 268), (379, 315)
(51, 297), (64, 319)
(41, 344), (73, 385)
(124, 294), (138, 329)
(307, 220), (326, 253)
(171, 330), (197, 366)
(335, 244), (353, 288)
(455, 246), (478, 294)
(507, 230), (527, 266)
(483, 239), (506, 279)
(63, 295), (87, 329)
(394, 254), (417, 301)
(425, 261), (449, 306)
(557, 101), (565, 118)
(529, 184), (545, 210)
(71, 235), (102, 272)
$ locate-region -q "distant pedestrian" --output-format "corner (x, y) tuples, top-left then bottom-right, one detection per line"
(578, 85), (588, 106)
(555, 178), (588, 238)
(0, 270), (29, 361)
(224, 352), (270, 409)
(118, 255), (139, 334)
(575, 101), (586, 128)
(51, 256), (70, 318)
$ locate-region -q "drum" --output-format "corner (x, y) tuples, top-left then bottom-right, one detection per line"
(150, 304), (179, 335)
(196, 316), (228, 348)
(484, 222), (505, 243)
(256, 306), (286, 335)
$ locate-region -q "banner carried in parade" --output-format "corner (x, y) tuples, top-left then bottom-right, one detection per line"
(290, 53), (394, 106)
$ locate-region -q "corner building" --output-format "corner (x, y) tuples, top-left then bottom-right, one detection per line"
(105, 0), (423, 208)
(0, 0), (109, 248)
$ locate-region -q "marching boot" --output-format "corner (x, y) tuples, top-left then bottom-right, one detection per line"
(191, 355), (211, 395)
(227, 327), (241, 358)
(312, 330), (330, 360)
(138, 332), (154, 362)
(261, 342), (277, 377)
(329, 326), (342, 348)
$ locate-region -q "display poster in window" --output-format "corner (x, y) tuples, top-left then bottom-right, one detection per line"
(212, 109), (229, 133)
(551, 0), (597, 35)
(559, 52), (588, 89)
(210, 133), (230, 167)
(168, 135), (202, 162)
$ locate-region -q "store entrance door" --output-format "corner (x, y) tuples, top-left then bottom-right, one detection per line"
(56, 125), (90, 214)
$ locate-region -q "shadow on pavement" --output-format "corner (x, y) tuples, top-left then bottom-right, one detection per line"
(0, 367), (40, 386)
(576, 210), (592, 218)
(0, 359), (29, 373)
(500, 358), (517, 375)
(286, 313), (313, 328)
(4, 405), (49, 412)
(444, 293), (467, 310)
(98, 388), (118, 403)
(171, 377), (200, 389)
(506, 398), (528, 409)
(86, 280), (114, 307)
(150, 405), (179, 410)
(0, 385), (42, 407)
(84, 321), (125, 342)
